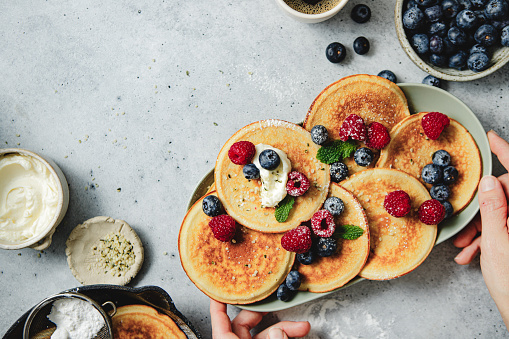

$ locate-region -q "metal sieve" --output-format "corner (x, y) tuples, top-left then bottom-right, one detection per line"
(23, 292), (116, 339)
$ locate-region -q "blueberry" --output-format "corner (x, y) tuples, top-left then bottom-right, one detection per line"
(423, 75), (442, 87)
(441, 201), (454, 219)
(432, 150), (451, 166)
(412, 34), (430, 54)
(468, 52), (490, 71)
(443, 166), (459, 184)
(448, 26), (468, 46)
(353, 36), (370, 55)
(324, 196), (345, 216)
(456, 9), (478, 30)
(285, 270), (302, 291)
(430, 35), (444, 54)
(202, 195), (223, 217)
(492, 19), (509, 31)
(457, 0), (474, 9)
(430, 183), (451, 201)
(449, 50), (468, 69)
(243, 163), (260, 180)
(377, 70), (397, 83)
(442, 0), (461, 19)
(470, 43), (490, 56)
(474, 24), (499, 46)
(502, 26), (509, 46)
(330, 162), (349, 182)
(416, 0), (438, 6)
(471, 0), (489, 8)
(407, 0), (420, 9)
(429, 21), (448, 36)
(443, 37), (457, 55)
(425, 5), (443, 22)
(276, 283), (295, 302)
(351, 4), (371, 23)
(474, 10), (489, 26)
(354, 147), (374, 167)
(311, 125), (328, 145)
(422, 164), (443, 184)
(430, 53), (448, 67)
(326, 42), (347, 63)
(259, 149), (280, 170)
(297, 251), (315, 265)
(403, 7), (425, 30)
(316, 237), (337, 257)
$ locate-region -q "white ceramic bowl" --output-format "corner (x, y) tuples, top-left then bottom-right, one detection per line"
(274, 0), (349, 23)
(0, 148), (69, 250)
(395, 0), (509, 81)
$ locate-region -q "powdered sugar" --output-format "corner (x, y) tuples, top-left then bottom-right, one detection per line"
(47, 298), (104, 339)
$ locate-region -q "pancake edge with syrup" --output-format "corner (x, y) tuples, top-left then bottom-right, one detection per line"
(179, 191), (295, 305)
(376, 112), (482, 215)
(341, 168), (437, 281)
(215, 119), (330, 233)
(297, 183), (369, 293)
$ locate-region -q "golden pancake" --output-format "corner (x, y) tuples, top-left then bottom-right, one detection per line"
(297, 183), (369, 292)
(112, 304), (187, 339)
(376, 112), (482, 215)
(303, 74), (411, 175)
(215, 120), (330, 233)
(341, 168), (436, 280)
(179, 192), (295, 304)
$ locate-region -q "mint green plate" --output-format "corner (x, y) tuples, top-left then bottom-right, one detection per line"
(187, 83), (492, 312)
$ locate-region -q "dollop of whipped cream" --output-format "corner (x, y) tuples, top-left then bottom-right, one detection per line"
(252, 144), (291, 208)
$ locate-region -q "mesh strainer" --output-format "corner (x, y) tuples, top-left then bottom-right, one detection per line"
(23, 292), (116, 339)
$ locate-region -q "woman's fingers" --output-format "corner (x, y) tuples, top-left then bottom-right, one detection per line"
(231, 309), (268, 339)
(454, 235), (482, 265)
(254, 321), (311, 339)
(478, 176), (509, 243)
(488, 130), (509, 172)
(210, 299), (238, 339)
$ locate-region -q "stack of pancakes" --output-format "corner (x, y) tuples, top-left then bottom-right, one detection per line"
(179, 74), (482, 305)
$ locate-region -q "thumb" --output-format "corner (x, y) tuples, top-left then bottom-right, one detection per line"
(267, 328), (288, 339)
(478, 175), (508, 242)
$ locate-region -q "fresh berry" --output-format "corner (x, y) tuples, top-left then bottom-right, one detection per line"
(323, 196), (345, 216)
(311, 210), (336, 237)
(377, 70), (397, 83)
(432, 150), (451, 167)
(311, 125), (329, 145)
(316, 237), (337, 257)
(339, 114), (367, 142)
(384, 190), (412, 217)
(209, 215), (236, 242)
(470, 43), (490, 56)
(403, 7), (425, 30)
(202, 195), (223, 217)
(351, 4), (371, 23)
(228, 141), (256, 165)
(417, 0), (438, 6)
(297, 251), (315, 265)
(330, 162), (349, 183)
(422, 75), (442, 87)
(430, 183), (451, 201)
(456, 9), (478, 30)
(285, 271), (302, 290)
(429, 35), (444, 54)
(326, 42), (347, 63)
(449, 50), (468, 69)
(430, 53), (448, 67)
(281, 226), (312, 253)
(353, 36), (370, 55)
(366, 122), (391, 149)
(243, 163), (260, 180)
(443, 165), (459, 184)
(421, 112), (450, 140)
(286, 171), (310, 197)
(474, 24), (499, 46)
(422, 164), (444, 184)
(441, 200), (454, 219)
(468, 52), (490, 71)
(502, 26), (509, 47)
(259, 149), (280, 170)
(418, 199), (446, 225)
(471, 0), (489, 8)
(429, 21), (448, 36)
(276, 283), (295, 302)
(425, 5), (443, 22)
(448, 26), (468, 46)
(442, 0), (461, 19)
(354, 147), (374, 167)
(485, 0), (509, 20)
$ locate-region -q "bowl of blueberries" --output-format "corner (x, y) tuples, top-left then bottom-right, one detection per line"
(395, 0), (509, 81)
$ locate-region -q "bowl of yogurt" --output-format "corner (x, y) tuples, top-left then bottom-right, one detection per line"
(0, 148), (69, 250)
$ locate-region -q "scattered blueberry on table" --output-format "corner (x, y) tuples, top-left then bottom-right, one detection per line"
(326, 42), (347, 63)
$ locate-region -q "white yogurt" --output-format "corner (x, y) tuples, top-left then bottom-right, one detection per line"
(0, 154), (59, 243)
(252, 144), (291, 208)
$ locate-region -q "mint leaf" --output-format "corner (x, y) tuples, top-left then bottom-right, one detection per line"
(316, 140), (357, 164)
(334, 225), (364, 240)
(275, 195), (295, 223)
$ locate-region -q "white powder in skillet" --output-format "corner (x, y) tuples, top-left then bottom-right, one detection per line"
(47, 298), (105, 339)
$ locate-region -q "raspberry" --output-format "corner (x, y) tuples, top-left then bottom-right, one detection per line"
(339, 114), (367, 142)
(421, 112), (450, 140)
(311, 209), (336, 238)
(384, 190), (411, 217)
(418, 199), (445, 225)
(228, 141), (256, 165)
(286, 171), (310, 197)
(281, 226), (312, 253)
(209, 215), (237, 242)
(365, 122), (391, 149)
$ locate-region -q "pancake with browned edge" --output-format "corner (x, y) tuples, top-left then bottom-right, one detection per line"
(376, 112), (482, 215)
(341, 168), (436, 280)
(112, 304), (187, 339)
(179, 192), (295, 304)
(297, 183), (369, 292)
(215, 120), (330, 233)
